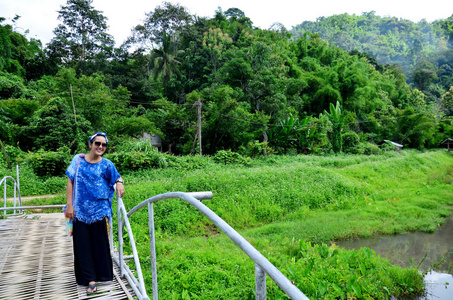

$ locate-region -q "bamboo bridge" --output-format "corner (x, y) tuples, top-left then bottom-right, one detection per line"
(0, 213), (135, 299)
(1, 168), (309, 300)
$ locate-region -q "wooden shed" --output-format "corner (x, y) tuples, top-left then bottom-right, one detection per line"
(440, 138), (453, 152)
(142, 132), (162, 151)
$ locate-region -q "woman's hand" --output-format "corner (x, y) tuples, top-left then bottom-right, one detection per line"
(116, 181), (125, 198)
(65, 204), (75, 219)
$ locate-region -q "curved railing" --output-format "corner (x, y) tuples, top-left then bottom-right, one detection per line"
(1, 166), (22, 216)
(114, 191), (309, 300)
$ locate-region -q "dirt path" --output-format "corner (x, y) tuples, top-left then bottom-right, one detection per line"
(5, 194), (62, 202)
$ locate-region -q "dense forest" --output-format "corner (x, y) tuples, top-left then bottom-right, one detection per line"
(291, 12), (453, 103)
(1, 0), (453, 164)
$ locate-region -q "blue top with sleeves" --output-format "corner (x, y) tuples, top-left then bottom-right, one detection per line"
(65, 154), (121, 224)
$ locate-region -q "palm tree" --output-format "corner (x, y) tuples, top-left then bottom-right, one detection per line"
(150, 31), (184, 94)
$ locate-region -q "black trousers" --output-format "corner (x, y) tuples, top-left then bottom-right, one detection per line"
(73, 218), (113, 285)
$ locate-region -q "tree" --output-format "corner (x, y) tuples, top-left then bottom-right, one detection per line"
(440, 14), (453, 47)
(47, 0), (114, 74)
(24, 97), (91, 151)
(394, 107), (435, 149)
(0, 72), (37, 99)
(147, 98), (190, 154)
(224, 8), (245, 20)
(413, 59), (438, 92)
(151, 31), (184, 97)
(0, 17), (49, 79)
(197, 85), (268, 154)
(441, 86), (453, 116)
(130, 2), (193, 49)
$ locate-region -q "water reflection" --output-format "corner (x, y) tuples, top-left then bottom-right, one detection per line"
(338, 212), (453, 299)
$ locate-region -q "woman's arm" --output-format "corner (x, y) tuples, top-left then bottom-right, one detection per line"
(66, 178), (75, 219)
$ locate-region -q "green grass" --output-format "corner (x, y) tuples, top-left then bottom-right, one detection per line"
(2, 149), (453, 298)
(117, 150), (453, 299)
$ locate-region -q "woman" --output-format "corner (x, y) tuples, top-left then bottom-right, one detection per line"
(65, 132), (125, 295)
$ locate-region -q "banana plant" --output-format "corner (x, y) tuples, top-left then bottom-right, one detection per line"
(268, 115), (323, 154)
(298, 116), (322, 154)
(322, 101), (345, 153)
(268, 115), (303, 153)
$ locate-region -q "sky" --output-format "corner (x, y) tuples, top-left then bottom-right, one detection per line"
(1, 0), (453, 47)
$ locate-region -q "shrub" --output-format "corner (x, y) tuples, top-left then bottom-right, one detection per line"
(342, 131), (360, 154)
(25, 148), (72, 177)
(3, 145), (27, 163)
(105, 150), (168, 172)
(242, 140), (274, 157)
(358, 142), (382, 155)
(213, 150), (251, 166)
(113, 138), (157, 153)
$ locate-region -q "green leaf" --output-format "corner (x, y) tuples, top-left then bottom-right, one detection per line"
(352, 283), (362, 298)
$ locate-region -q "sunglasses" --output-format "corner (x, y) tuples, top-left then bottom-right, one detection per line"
(94, 141), (107, 147)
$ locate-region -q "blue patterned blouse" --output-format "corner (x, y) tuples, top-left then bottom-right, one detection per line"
(66, 154), (121, 224)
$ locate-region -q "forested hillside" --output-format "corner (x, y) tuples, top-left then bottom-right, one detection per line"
(291, 12), (453, 103)
(1, 1), (453, 168)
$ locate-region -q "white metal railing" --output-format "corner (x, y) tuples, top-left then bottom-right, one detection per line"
(115, 191), (309, 300)
(1, 165), (22, 216)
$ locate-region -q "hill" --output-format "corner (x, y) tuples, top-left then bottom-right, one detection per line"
(290, 11), (453, 101)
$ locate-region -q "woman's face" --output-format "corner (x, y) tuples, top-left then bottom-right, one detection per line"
(89, 136), (107, 156)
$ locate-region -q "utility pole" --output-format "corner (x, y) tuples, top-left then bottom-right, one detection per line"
(197, 98), (202, 155)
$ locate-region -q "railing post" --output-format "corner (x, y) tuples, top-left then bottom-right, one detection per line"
(16, 165), (21, 211)
(3, 179), (6, 216)
(13, 182), (16, 215)
(117, 195), (124, 277)
(148, 202), (158, 300)
(255, 264), (266, 300)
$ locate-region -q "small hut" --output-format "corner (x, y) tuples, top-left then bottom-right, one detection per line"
(142, 133), (162, 152)
(440, 138), (453, 152)
(378, 140), (403, 152)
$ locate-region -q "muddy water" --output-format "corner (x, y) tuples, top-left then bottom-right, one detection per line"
(338, 213), (453, 299)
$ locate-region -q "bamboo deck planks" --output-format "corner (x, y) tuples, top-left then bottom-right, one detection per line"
(0, 213), (135, 300)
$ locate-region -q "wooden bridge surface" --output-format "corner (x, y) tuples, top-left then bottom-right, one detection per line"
(0, 213), (136, 300)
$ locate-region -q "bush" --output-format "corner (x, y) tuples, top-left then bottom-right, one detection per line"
(213, 150), (251, 166)
(342, 131), (360, 154)
(358, 142), (382, 155)
(3, 145), (27, 163)
(105, 150), (168, 172)
(25, 148), (72, 177)
(113, 138), (157, 153)
(241, 140), (274, 157)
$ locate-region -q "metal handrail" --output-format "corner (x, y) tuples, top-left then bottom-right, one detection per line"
(1, 165), (22, 215)
(117, 191), (309, 300)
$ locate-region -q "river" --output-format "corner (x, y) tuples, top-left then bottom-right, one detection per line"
(338, 212), (453, 299)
